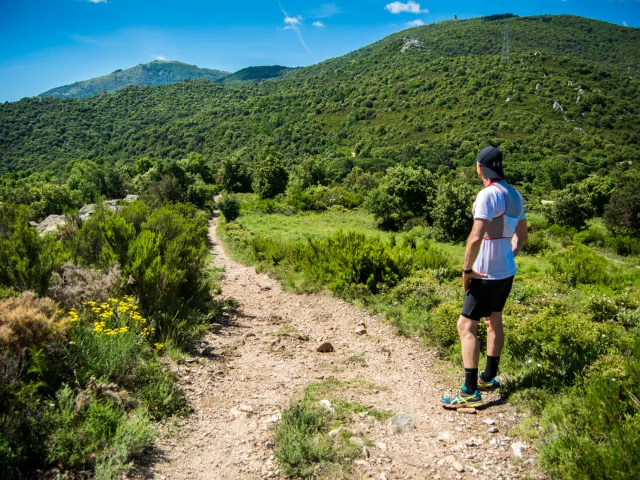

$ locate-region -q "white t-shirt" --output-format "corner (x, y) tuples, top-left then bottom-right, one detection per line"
(472, 181), (526, 280)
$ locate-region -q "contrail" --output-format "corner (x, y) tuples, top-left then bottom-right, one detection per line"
(278, 1), (310, 53)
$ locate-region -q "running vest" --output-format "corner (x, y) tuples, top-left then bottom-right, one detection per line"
(472, 181), (525, 280)
(483, 181), (524, 241)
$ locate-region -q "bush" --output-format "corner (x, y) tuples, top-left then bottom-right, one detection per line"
(604, 174), (640, 238)
(46, 262), (122, 308)
(252, 155), (288, 199)
(218, 195), (241, 221)
(0, 204), (66, 294)
(545, 189), (593, 229)
(549, 244), (620, 286)
(0, 292), (64, 351)
(431, 180), (477, 242)
(365, 166), (437, 230)
(522, 231), (549, 255)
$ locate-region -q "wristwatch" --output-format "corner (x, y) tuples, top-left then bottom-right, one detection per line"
(463, 268), (473, 274)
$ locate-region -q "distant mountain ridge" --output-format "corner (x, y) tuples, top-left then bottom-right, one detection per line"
(39, 61), (295, 99)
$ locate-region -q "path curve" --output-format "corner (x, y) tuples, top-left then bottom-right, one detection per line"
(146, 216), (543, 480)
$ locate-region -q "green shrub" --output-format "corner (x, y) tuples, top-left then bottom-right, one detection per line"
(252, 155), (288, 199)
(538, 348), (640, 479)
(425, 301), (464, 350)
(0, 204), (66, 294)
(431, 180), (477, 243)
(549, 244), (620, 287)
(545, 189), (593, 229)
(218, 195), (241, 221)
(522, 231), (549, 255)
(128, 361), (187, 420)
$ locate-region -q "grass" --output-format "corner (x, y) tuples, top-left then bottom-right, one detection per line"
(274, 378), (393, 478)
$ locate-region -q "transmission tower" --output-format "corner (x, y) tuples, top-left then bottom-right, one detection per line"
(501, 25), (510, 64)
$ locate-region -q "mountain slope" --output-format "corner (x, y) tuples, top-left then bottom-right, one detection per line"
(219, 65), (293, 85)
(39, 60), (231, 99)
(2, 15), (638, 175)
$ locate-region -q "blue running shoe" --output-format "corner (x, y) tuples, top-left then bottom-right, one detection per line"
(478, 372), (501, 391)
(440, 385), (483, 409)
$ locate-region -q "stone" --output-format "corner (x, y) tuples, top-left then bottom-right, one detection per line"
(511, 442), (528, 459)
(379, 473), (388, 480)
(265, 441), (274, 449)
(123, 194), (139, 203)
(444, 455), (465, 473)
(319, 399), (335, 413)
(78, 204), (96, 221)
(355, 325), (367, 335)
(465, 437), (485, 447)
(553, 101), (564, 111)
(577, 95), (582, 103)
(238, 404), (254, 414)
(316, 342), (334, 352)
(354, 459), (368, 466)
(36, 215), (67, 236)
(506, 97), (514, 102)
(438, 432), (454, 443)
(484, 419), (496, 425)
(103, 199), (119, 212)
(389, 413), (415, 434)
(362, 446), (370, 458)
(375, 441), (387, 450)
(536, 83), (542, 90)
(401, 36), (425, 53)
(245, 332), (256, 338)
(488, 427), (499, 433)
(201, 345), (214, 356)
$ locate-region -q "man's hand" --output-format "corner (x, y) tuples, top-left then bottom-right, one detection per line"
(463, 270), (487, 291)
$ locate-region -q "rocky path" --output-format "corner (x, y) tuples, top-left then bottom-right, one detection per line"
(146, 216), (544, 480)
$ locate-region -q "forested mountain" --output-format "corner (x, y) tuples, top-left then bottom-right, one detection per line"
(38, 60), (230, 99)
(1, 14), (638, 177)
(219, 65), (293, 85)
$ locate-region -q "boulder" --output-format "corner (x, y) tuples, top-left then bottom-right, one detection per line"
(401, 36), (425, 53)
(123, 194), (139, 203)
(78, 204), (96, 222)
(389, 413), (415, 434)
(37, 215), (67, 236)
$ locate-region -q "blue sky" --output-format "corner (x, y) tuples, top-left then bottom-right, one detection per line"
(1, 1), (639, 102)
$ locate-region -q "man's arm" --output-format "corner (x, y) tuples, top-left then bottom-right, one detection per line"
(462, 218), (490, 290)
(512, 219), (528, 256)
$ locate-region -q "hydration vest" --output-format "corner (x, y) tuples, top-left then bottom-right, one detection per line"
(483, 181), (524, 240)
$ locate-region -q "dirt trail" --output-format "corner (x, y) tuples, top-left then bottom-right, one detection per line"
(146, 216), (544, 480)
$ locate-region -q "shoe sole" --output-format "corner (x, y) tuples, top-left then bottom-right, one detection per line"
(478, 385), (500, 392)
(441, 400), (483, 410)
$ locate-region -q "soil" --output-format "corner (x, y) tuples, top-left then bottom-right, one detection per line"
(142, 216), (546, 480)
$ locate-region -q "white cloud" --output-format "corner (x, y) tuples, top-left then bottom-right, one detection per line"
(406, 19), (425, 27)
(279, 3), (310, 53)
(313, 21), (325, 28)
(284, 16), (302, 26)
(385, 1), (428, 14)
(623, 20), (629, 26)
(88, 0), (108, 3)
(155, 55), (166, 61)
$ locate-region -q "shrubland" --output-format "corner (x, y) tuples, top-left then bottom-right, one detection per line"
(0, 189), (226, 477)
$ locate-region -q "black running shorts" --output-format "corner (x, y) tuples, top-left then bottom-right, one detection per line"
(461, 276), (514, 321)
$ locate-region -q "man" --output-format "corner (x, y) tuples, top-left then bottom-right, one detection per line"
(441, 146), (528, 409)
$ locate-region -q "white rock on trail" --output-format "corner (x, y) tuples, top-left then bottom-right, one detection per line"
(389, 413), (415, 434)
(511, 441), (529, 459)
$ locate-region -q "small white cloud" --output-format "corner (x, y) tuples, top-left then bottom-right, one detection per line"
(385, 1), (428, 14)
(623, 21), (628, 27)
(284, 16), (302, 26)
(313, 21), (325, 28)
(155, 55), (166, 61)
(88, 0), (108, 3)
(406, 19), (425, 27)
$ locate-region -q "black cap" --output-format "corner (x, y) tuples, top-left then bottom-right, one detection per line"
(477, 146), (504, 178)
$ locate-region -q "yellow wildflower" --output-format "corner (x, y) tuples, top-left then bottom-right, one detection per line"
(154, 343), (164, 351)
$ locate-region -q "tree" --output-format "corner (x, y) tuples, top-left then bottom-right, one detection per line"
(604, 172), (640, 238)
(432, 180), (477, 242)
(252, 155), (288, 199)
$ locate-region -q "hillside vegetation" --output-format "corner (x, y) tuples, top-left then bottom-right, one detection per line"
(0, 13), (639, 479)
(38, 60), (231, 99)
(219, 65), (293, 85)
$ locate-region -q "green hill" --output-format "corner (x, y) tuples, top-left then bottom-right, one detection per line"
(1, 14), (638, 175)
(219, 65), (293, 85)
(38, 60), (230, 99)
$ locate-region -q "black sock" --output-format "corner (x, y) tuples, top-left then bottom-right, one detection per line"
(482, 356), (501, 382)
(464, 368), (478, 393)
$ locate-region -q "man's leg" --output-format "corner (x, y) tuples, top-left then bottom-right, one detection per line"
(457, 315), (479, 392)
(481, 312), (503, 382)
